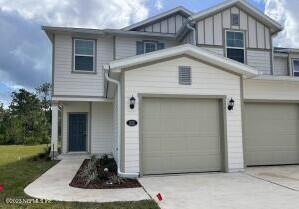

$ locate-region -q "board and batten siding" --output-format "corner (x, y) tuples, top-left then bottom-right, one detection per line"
(62, 101), (113, 154)
(273, 56), (289, 76)
(53, 34), (114, 97)
(123, 56), (244, 173)
(196, 6), (271, 50)
(115, 37), (177, 60)
(244, 79), (299, 100)
(134, 14), (188, 34)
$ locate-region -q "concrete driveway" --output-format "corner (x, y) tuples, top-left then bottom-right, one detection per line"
(139, 167), (299, 209)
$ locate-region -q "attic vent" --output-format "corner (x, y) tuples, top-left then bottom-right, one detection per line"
(231, 14), (240, 26)
(178, 66), (192, 85)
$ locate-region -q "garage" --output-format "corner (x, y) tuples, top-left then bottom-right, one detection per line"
(244, 103), (299, 166)
(141, 97), (223, 175)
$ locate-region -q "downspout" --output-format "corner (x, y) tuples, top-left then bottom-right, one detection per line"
(103, 65), (138, 179)
(186, 21), (196, 45)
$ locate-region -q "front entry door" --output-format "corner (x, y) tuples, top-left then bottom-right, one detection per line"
(69, 113), (87, 152)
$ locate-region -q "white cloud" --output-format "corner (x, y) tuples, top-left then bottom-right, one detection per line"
(0, 0), (149, 28)
(154, 0), (163, 10)
(264, 0), (299, 48)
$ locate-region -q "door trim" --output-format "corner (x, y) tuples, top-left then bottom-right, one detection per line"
(138, 94), (228, 176)
(67, 112), (89, 153)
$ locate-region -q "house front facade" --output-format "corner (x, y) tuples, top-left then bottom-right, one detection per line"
(45, 0), (299, 178)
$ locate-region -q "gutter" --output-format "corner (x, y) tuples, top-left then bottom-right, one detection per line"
(103, 65), (138, 179)
(186, 21), (196, 45)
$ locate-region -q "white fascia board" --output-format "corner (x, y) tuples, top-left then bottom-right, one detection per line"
(109, 44), (258, 78)
(52, 96), (113, 102)
(122, 6), (193, 31)
(191, 0), (283, 33)
(250, 75), (299, 82)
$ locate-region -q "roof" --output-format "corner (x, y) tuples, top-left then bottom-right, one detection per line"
(42, 26), (176, 41)
(274, 47), (299, 54)
(122, 6), (193, 31)
(107, 44), (258, 78)
(190, 0), (283, 34)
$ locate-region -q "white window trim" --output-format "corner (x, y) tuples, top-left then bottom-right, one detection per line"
(143, 41), (157, 53)
(225, 30), (245, 63)
(292, 59), (299, 76)
(73, 39), (96, 73)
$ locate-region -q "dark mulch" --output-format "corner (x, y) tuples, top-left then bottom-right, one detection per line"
(69, 159), (141, 189)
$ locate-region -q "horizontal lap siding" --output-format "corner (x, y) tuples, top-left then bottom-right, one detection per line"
(124, 56), (243, 173)
(91, 102), (113, 154)
(54, 35), (113, 97)
(115, 37), (177, 60)
(247, 50), (271, 74)
(244, 79), (299, 100)
(273, 56), (289, 76)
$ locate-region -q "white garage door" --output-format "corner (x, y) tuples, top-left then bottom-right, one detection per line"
(244, 103), (299, 166)
(141, 97), (222, 175)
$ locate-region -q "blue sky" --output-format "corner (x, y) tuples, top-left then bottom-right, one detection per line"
(0, 0), (297, 108)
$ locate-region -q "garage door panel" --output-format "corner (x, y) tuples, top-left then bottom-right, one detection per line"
(142, 98), (222, 174)
(244, 103), (299, 166)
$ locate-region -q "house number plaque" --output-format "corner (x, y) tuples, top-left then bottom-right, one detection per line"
(127, 120), (138, 127)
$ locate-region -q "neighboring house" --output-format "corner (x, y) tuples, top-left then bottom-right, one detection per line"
(44, 0), (299, 178)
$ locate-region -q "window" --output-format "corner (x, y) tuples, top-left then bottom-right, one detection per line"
(231, 14), (240, 26)
(136, 41), (165, 55)
(293, 59), (299, 77)
(144, 42), (157, 53)
(178, 66), (192, 85)
(225, 31), (245, 63)
(73, 39), (96, 72)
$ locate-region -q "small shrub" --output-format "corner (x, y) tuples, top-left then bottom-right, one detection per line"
(80, 159), (98, 185)
(108, 175), (125, 185)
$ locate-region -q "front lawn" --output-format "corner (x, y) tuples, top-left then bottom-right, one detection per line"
(0, 145), (159, 209)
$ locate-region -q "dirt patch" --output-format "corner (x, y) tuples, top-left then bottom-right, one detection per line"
(69, 159), (141, 189)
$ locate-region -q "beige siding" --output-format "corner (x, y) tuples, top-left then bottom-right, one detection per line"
(257, 22), (265, 48)
(273, 56), (289, 76)
(182, 31), (194, 44)
(248, 16), (257, 48)
(195, 5), (271, 50)
(197, 21), (205, 44)
(244, 79), (299, 100)
(115, 37), (177, 60)
(91, 102), (113, 154)
(205, 17), (214, 45)
(123, 56), (243, 173)
(247, 50), (271, 74)
(53, 34), (113, 97)
(214, 13), (223, 45)
(61, 101), (113, 155)
(201, 47), (224, 56)
(135, 13), (186, 34)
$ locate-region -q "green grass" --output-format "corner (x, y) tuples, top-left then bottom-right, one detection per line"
(0, 145), (159, 209)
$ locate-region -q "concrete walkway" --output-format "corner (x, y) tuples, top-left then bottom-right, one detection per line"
(140, 172), (299, 209)
(24, 158), (150, 202)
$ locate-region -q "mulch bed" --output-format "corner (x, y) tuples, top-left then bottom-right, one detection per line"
(69, 159), (141, 189)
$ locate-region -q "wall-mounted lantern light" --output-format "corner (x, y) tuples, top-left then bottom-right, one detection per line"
(228, 98), (235, 111)
(130, 96), (136, 109)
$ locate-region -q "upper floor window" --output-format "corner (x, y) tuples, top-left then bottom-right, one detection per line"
(73, 39), (96, 72)
(136, 41), (165, 55)
(231, 14), (240, 26)
(225, 31), (245, 63)
(293, 59), (299, 77)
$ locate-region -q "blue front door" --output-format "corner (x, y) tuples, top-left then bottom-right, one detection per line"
(68, 113), (87, 152)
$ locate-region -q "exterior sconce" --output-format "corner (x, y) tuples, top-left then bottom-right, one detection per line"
(228, 98), (235, 111)
(130, 96), (136, 109)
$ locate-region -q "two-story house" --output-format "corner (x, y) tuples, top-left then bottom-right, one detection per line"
(44, 0), (299, 178)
